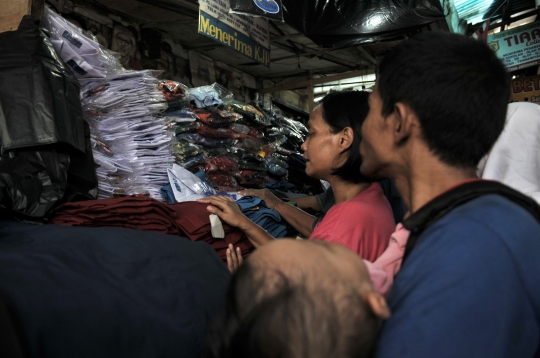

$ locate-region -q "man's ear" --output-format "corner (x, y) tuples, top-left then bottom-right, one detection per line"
(392, 102), (419, 145)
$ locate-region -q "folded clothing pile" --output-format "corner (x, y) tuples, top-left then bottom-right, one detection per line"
(169, 91), (313, 192)
(81, 72), (175, 199)
(45, 7), (180, 201)
(48, 195), (253, 260)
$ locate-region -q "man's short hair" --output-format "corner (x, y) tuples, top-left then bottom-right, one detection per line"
(206, 260), (382, 358)
(377, 32), (510, 168)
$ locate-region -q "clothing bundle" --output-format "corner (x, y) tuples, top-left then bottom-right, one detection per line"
(81, 73), (175, 199)
(48, 195), (253, 260)
(44, 8), (177, 200)
(168, 86), (317, 193)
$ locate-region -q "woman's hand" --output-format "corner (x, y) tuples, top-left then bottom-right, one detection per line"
(226, 244), (243, 273)
(238, 188), (283, 210)
(197, 196), (252, 230)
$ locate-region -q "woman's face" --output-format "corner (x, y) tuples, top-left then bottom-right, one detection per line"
(301, 105), (345, 180)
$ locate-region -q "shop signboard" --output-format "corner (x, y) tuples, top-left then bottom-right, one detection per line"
(510, 74), (540, 104)
(487, 21), (540, 72)
(198, 0), (270, 68)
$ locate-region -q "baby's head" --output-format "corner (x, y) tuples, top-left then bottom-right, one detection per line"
(206, 239), (390, 358)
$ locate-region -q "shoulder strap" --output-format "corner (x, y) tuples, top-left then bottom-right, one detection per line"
(401, 181), (540, 265)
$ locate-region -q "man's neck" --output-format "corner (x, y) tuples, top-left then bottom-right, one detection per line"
(327, 177), (372, 205)
(394, 156), (478, 214)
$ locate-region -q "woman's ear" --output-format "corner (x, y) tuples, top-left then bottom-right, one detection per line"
(339, 127), (354, 150)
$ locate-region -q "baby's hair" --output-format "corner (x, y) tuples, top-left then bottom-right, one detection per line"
(206, 260), (383, 358)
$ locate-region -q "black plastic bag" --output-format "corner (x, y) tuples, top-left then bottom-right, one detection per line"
(281, 0), (444, 47)
(229, 0), (284, 21)
(0, 16), (97, 219)
(0, 149), (69, 218)
(0, 16), (85, 152)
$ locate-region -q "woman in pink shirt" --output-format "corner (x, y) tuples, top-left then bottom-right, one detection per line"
(199, 91), (395, 262)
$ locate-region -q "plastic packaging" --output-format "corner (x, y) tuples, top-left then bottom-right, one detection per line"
(176, 153), (205, 168)
(238, 169), (269, 187)
(205, 156), (239, 175)
(233, 138), (264, 151)
(223, 99), (272, 126)
(266, 157), (289, 169)
(193, 108), (237, 127)
(171, 140), (201, 160)
(167, 163), (215, 202)
(188, 85), (223, 108)
(237, 160), (267, 171)
(0, 16), (99, 218)
(265, 132), (288, 145)
(267, 163), (288, 177)
(196, 123), (258, 139)
(163, 108), (199, 123)
(158, 81), (189, 108)
(176, 133), (234, 148)
(231, 123), (262, 138)
(202, 147), (231, 158)
(168, 121), (199, 134)
(206, 171), (238, 190)
(230, 147), (265, 162)
(43, 6), (125, 78)
(269, 152), (289, 162)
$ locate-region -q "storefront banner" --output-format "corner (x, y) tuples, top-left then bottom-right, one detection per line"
(198, 10), (270, 67)
(488, 21), (540, 72)
(199, 0), (270, 48)
(510, 74), (540, 104)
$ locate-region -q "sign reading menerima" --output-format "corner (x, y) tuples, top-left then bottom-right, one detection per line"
(199, 11), (270, 67)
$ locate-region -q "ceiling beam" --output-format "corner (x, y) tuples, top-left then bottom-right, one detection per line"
(270, 21), (301, 54)
(270, 41), (359, 68)
(271, 33), (305, 41)
(259, 68), (375, 93)
(259, 66), (352, 79)
(488, 8), (540, 30)
(356, 46), (378, 66)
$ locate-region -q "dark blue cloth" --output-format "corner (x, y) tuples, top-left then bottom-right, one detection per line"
(235, 196), (288, 238)
(160, 184), (177, 204)
(374, 195), (540, 357)
(0, 221), (230, 358)
(264, 181), (298, 192)
(235, 196), (262, 211)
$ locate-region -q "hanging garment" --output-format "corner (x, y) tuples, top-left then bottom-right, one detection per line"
(477, 102), (540, 204)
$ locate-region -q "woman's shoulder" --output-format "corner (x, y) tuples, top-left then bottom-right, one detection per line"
(339, 183), (388, 210)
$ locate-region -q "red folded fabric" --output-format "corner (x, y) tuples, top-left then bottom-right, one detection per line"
(48, 195), (253, 261)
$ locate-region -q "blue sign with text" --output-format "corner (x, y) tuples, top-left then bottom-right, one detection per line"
(198, 10), (270, 68)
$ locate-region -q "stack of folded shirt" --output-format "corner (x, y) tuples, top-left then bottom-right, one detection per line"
(235, 196), (288, 238)
(48, 195), (253, 260)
